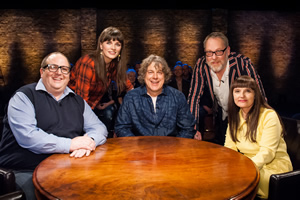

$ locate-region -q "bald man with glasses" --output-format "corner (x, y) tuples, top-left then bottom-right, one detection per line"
(0, 52), (108, 199)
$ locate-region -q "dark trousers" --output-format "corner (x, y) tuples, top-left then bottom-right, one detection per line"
(93, 104), (117, 138)
(14, 170), (36, 200)
(214, 105), (228, 145)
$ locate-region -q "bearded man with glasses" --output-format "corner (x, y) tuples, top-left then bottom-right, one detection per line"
(188, 32), (266, 145)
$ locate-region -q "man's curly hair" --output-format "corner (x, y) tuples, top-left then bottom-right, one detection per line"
(137, 54), (172, 85)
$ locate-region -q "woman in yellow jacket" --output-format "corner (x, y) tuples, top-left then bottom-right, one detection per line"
(224, 76), (292, 199)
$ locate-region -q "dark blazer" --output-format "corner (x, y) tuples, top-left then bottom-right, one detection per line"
(187, 52), (266, 131)
(168, 77), (190, 100)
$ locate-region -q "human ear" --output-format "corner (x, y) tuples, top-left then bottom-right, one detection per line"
(227, 46), (231, 54)
(40, 68), (44, 78)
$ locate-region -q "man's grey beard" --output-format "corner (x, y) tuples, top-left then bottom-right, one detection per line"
(208, 63), (225, 73)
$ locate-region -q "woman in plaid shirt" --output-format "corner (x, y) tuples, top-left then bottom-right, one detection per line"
(68, 27), (133, 135)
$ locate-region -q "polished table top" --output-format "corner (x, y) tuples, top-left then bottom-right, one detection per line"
(33, 136), (259, 200)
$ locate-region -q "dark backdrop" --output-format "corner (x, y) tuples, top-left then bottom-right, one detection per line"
(0, 1), (299, 117)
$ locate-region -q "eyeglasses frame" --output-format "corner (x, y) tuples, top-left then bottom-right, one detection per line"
(42, 64), (71, 75)
(205, 46), (228, 57)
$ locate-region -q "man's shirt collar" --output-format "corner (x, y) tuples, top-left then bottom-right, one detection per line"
(36, 78), (75, 101)
(140, 85), (167, 97)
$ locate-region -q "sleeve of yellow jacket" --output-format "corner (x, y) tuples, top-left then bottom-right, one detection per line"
(251, 109), (282, 170)
(224, 126), (238, 151)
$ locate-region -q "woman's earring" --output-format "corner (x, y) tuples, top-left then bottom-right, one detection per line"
(118, 54), (121, 61)
(100, 49), (103, 55)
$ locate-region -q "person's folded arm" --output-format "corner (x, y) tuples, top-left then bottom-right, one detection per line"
(8, 92), (72, 154)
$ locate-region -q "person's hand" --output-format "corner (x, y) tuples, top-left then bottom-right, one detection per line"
(96, 100), (115, 110)
(70, 135), (96, 153)
(96, 103), (108, 110)
(70, 149), (92, 158)
(203, 105), (213, 115)
(194, 131), (202, 140)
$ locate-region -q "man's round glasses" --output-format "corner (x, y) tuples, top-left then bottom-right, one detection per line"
(43, 64), (71, 75)
(205, 47), (228, 57)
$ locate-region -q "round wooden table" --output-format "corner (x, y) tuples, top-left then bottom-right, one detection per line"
(33, 136), (259, 200)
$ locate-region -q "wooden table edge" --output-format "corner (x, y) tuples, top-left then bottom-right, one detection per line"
(33, 163), (59, 200)
(32, 137), (260, 200)
(229, 163), (260, 200)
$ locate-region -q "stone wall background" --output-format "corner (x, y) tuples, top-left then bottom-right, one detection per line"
(0, 8), (299, 116)
(97, 9), (211, 67)
(227, 11), (300, 112)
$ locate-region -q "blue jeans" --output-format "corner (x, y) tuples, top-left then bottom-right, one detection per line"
(14, 170), (36, 200)
(94, 104), (117, 138)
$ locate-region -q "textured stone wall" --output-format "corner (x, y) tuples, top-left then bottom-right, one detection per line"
(97, 9), (212, 68)
(80, 8), (97, 56)
(0, 9), (85, 112)
(0, 8), (299, 115)
(0, 9), (83, 88)
(227, 11), (300, 108)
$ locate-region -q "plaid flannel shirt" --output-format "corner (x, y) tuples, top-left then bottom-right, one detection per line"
(68, 54), (133, 109)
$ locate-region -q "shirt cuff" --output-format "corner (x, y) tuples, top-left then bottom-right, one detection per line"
(87, 133), (107, 146)
(55, 138), (72, 153)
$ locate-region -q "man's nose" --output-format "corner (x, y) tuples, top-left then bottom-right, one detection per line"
(56, 67), (63, 74)
(212, 53), (217, 59)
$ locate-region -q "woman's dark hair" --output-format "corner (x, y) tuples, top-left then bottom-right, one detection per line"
(90, 27), (127, 94)
(228, 76), (284, 143)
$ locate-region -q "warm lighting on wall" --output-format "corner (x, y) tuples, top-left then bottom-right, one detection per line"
(270, 18), (292, 84)
(0, 10), (44, 84)
(176, 19), (201, 67)
(0, 10), (82, 86)
(230, 11), (293, 90)
(143, 15), (167, 58)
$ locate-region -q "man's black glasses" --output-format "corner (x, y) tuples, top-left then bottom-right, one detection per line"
(205, 47), (228, 57)
(43, 64), (71, 75)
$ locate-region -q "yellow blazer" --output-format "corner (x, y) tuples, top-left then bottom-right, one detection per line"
(225, 107), (292, 199)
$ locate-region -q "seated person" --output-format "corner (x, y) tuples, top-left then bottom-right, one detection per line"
(127, 68), (140, 88)
(115, 54), (195, 138)
(182, 63), (192, 82)
(93, 81), (119, 138)
(0, 52), (108, 199)
(168, 64), (190, 99)
(224, 76), (292, 199)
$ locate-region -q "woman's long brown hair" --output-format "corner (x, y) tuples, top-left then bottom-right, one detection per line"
(89, 27), (127, 94)
(228, 76), (284, 143)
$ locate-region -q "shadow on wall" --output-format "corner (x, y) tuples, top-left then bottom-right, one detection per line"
(282, 24), (300, 116)
(96, 10), (211, 67)
(0, 41), (29, 116)
(0, 9), (83, 117)
(256, 31), (274, 105)
(257, 18), (300, 116)
(227, 12), (300, 117)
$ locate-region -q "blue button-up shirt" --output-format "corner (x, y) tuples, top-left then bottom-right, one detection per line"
(115, 85), (196, 138)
